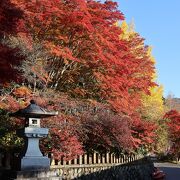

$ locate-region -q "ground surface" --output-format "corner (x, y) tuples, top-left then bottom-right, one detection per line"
(154, 162), (180, 180)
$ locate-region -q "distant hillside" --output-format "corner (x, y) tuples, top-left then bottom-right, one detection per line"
(165, 98), (180, 111)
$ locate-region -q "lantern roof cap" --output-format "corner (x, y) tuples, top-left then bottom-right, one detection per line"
(10, 100), (58, 118)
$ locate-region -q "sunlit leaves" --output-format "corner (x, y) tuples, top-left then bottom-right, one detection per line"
(0, 0), (160, 156)
(164, 110), (180, 156)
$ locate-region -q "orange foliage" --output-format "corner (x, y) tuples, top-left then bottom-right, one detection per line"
(13, 86), (32, 98)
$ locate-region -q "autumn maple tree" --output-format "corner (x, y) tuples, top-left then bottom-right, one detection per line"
(2, 0), (155, 114)
(164, 110), (180, 159)
(0, 0), (24, 83)
(0, 0), (163, 159)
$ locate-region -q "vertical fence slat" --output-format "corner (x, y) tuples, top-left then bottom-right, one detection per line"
(93, 152), (96, 164)
(58, 160), (61, 165)
(79, 155), (82, 165)
(84, 154), (87, 164)
(51, 158), (55, 166)
(102, 154), (105, 164)
(63, 157), (66, 165)
(98, 154), (101, 164)
(89, 154), (92, 164)
(116, 154), (119, 163)
(118, 154), (121, 164)
(113, 154), (115, 164)
(74, 158), (77, 165)
(106, 153), (109, 164)
(124, 155), (126, 163)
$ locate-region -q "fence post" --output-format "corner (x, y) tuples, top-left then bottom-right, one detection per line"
(98, 153), (101, 164)
(106, 153), (109, 164)
(118, 154), (121, 164)
(51, 158), (55, 166)
(73, 157), (78, 178)
(74, 157), (77, 165)
(128, 155), (130, 162)
(79, 155), (82, 165)
(125, 155), (128, 163)
(93, 152), (97, 164)
(58, 160), (61, 166)
(102, 154), (105, 164)
(89, 154), (92, 164)
(84, 154), (87, 164)
(63, 157), (66, 165)
(113, 154), (116, 164)
(116, 154), (119, 163)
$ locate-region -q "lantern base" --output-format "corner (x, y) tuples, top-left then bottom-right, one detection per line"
(21, 156), (50, 171)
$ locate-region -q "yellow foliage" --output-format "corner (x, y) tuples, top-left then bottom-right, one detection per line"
(141, 85), (164, 121)
(119, 20), (167, 153)
(140, 47), (167, 153)
(119, 21), (164, 121)
(141, 47), (164, 121)
(119, 21), (136, 40)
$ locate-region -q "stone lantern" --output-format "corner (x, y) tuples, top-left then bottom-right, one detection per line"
(11, 100), (58, 171)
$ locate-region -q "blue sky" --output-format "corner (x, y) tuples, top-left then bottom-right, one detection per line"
(116, 0), (180, 98)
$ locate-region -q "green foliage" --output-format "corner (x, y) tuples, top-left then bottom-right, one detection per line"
(0, 109), (24, 151)
(0, 132), (24, 151)
(154, 118), (169, 153)
(0, 109), (10, 134)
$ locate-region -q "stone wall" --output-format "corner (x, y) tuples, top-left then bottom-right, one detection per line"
(75, 158), (154, 180)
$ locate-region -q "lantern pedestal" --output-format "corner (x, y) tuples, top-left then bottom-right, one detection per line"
(19, 126), (50, 170)
(21, 157), (50, 171)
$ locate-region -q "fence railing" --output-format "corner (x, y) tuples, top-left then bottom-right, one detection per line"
(0, 152), (142, 179)
(50, 153), (142, 179)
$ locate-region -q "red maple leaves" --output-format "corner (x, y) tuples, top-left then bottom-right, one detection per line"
(0, 0), (156, 114)
(0, 0), (159, 158)
(164, 110), (180, 153)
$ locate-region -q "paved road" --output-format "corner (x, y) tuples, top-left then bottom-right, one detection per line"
(154, 162), (180, 180)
